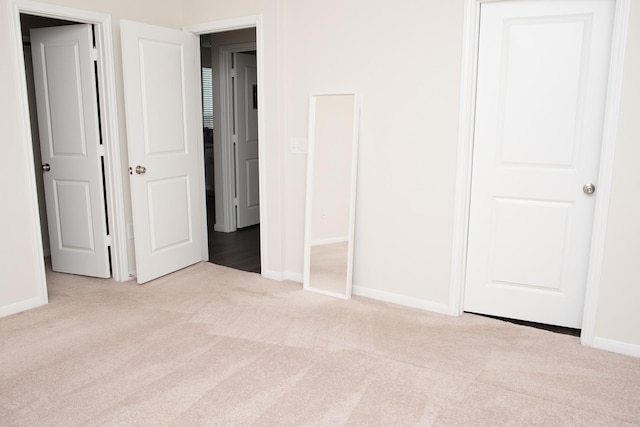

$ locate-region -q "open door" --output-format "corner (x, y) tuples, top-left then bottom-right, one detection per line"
(233, 52), (260, 228)
(30, 24), (110, 278)
(121, 20), (206, 284)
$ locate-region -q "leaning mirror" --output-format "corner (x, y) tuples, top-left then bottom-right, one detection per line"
(303, 93), (359, 299)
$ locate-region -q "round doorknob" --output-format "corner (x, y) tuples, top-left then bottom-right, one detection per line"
(42, 163), (51, 172)
(135, 165), (146, 175)
(583, 183), (596, 195)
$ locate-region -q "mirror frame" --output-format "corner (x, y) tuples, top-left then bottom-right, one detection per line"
(303, 92), (360, 299)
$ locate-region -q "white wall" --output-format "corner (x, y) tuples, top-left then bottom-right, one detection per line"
(281, 0), (463, 306)
(2, 0), (639, 354)
(0, 27), (47, 314)
(594, 1), (640, 351)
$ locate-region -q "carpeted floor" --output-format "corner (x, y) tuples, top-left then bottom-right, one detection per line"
(1, 262), (639, 426)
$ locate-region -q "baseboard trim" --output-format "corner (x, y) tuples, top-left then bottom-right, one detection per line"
(0, 297), (47, 318)
(262, 270), (282, 281)
(352, 286), (450, 315)
(592, 337), (640, 358)
(262, 270), (303, 283)
(284, 271), (303, 283)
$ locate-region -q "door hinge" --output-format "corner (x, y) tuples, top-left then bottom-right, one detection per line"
(231, 69), (237, 78)
(234, 197), (239, 207)
(97, 145), (106, 157)
(105, 234), (112, 246)
(91, 47), (98, 62)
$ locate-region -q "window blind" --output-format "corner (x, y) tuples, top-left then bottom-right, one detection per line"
(201, 67), (213, 129)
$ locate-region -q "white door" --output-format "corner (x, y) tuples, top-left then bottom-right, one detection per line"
(234, 53), (260, 228)
(121, 20), (206, 284)
(30, 24), (110, 278)
(464, 0), (615, 328)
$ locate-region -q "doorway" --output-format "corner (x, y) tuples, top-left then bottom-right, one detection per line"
(17, 11), (127, 283)
(23, 15), (112, 279)
(451, 0), (629, 344)
(20, 14), (75, 262)
(11, 2), (128, 292)
(463, 0), (616, 329)
(199, 29), (261, 273)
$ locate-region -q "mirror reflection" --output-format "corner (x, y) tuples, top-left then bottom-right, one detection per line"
(303, 93), (359, 299)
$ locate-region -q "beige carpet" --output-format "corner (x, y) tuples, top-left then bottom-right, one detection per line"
(1, 262), (639, 426)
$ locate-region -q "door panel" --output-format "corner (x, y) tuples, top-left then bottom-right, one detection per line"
(121, 20), (205, 284)
(141, 41), (188, 155)
(464, 0), (615, 328)
(148, 176), (192, 252)
(234, 53), (260, 228)
(489, 198), (571, 291)
(30, 24), (110, 278)
(499, 18), (586, 168)
(55, 180), (96, 251)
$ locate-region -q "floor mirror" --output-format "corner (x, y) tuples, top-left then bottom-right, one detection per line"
(303, 93), (359, 299)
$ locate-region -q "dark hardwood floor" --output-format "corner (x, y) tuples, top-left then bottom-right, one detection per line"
(208, 224), (261, 273)
(468, 312), (581, 337)
(205, 191), (261, 273)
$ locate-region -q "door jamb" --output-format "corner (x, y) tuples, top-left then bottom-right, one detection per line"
(449, 0), (630, 346)
(184, 16), (267, 276)
(9, 0), (129, 283)
(218, 42), (257, 233)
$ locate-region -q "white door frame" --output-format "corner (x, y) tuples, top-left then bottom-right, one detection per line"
(184, 16), (267, 275)
(449, 0), (630, 345)
(9, 1), (129, 282)
(218, 42), (257, 233)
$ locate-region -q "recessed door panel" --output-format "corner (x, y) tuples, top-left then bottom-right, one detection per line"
(499, 17), (589, 168)
(489, 198), (571, 292)
(42, 43), (87, 157)
(148, 176), (191, 252)
(139, 40), (187, 156)
(54, 180), (95, 252)
(245, 158), (260, 209)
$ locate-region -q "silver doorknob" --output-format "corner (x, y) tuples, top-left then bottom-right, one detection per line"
(583, 183), (596, 195)
(42, 163), (51, 172)
(135, 165), (146, 175)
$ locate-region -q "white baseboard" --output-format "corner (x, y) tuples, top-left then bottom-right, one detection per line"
(284, 271), (303, 283)
(262, 270), (283, 281)
(592, 337), (640, 358)
(264, 273), (451, 315)
(262, 270), (303, 283)
(0, 296), (47, 318)
(352, 286), (450, 315)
